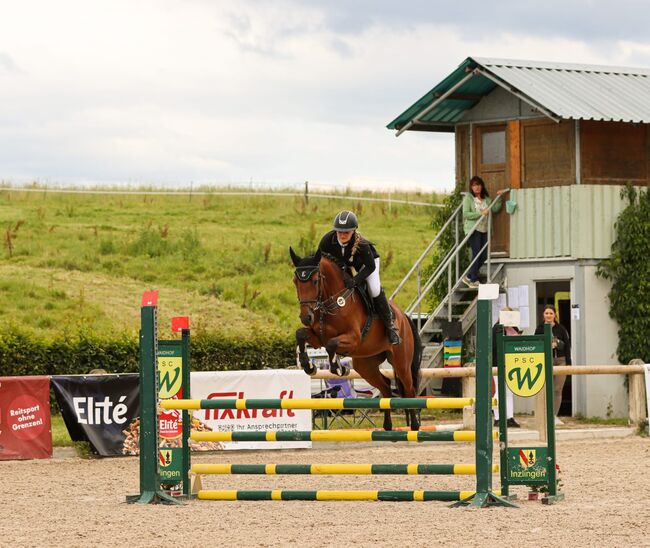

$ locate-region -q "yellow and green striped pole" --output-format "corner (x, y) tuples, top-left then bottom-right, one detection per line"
(198, 489), (502, 502)
(161, 397), (474, 411)
(190, 430), (496, 443)
(192, 463), (499, 475)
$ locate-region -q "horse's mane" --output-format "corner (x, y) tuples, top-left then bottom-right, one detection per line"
(320, 252), (347, 272)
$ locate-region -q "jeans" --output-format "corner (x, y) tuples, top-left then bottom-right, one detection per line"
(468, 230), (487, 282)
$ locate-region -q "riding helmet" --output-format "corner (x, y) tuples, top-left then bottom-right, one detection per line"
(333, 210), (358, 231)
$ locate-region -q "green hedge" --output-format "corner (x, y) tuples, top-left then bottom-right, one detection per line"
(0, 330), (296, 377)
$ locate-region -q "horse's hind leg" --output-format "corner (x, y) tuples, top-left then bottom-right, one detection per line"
(353, 355), (394, 431)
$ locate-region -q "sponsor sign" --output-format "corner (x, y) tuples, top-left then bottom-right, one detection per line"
(51, 374), (139, 456)
(157, 342), (185, 443)
(504, 339), (546, 397)
(507, 446), (548, 485)
(157, 343), (183, 400)
(0, 376), (52, 460)
(191, 370), (312, 450)
(159, 447), (183, 486)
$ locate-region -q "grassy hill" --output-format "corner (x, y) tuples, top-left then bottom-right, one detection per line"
(0, 187), (441, 344)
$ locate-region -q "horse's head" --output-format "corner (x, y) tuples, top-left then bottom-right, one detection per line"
(290, 247), (322, 327)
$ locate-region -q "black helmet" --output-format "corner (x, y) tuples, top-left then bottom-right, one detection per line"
(333, 210), (358, 231)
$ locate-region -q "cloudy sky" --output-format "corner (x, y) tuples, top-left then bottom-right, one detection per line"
(2, 1), (650, 192)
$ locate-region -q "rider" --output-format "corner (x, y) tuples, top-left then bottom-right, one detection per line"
(318, 210), (401, 345)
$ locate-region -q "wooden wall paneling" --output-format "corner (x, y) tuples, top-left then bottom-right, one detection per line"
(507, 120), (521, 189)
(580, 121), (647, 184)
(455, 124), (470, 188)
(521, 118), (575, 188)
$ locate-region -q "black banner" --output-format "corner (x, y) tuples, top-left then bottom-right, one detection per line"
(51, 374), (139, 457)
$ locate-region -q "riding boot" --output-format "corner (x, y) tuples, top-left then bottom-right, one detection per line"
(373, 289), (402, 345)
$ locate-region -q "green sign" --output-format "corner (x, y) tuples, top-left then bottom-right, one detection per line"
(507, 446), (548, 486)
(159, 447), (183, 486)
(504, 339), (546, 397)
(158, 342), (183, 399)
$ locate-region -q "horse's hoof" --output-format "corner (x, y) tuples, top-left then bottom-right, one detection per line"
(301, 362), (317, 376)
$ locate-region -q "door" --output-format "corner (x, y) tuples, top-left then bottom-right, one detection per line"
(474, 124), (509, 254)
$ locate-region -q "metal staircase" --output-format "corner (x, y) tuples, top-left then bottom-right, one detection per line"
(391, 195), (506, 375)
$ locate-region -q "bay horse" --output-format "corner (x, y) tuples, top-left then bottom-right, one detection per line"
(290, 247), (422, 431)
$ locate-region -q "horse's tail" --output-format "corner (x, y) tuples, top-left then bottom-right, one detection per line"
(395, 313), (423, 397)
(407, 315), (423, 395)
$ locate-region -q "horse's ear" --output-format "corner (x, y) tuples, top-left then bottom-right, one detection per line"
(314, 249), (321, 262)
(289, 246), (301, 267)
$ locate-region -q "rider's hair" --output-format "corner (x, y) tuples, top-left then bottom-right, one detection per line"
(350, 232), (363, 257)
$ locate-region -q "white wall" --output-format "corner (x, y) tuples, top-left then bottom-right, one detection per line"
(574, 265), (627, 418)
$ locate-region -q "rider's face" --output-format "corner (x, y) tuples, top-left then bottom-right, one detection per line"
(336, 230), (354, 245)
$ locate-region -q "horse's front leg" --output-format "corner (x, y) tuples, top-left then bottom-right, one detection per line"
(296, 327), (320, 376)
(325, 332), (360, 377)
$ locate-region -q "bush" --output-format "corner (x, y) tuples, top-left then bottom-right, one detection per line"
(0, 329), (295, 377)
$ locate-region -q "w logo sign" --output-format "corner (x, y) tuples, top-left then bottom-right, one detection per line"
(505, 353), (546, 397)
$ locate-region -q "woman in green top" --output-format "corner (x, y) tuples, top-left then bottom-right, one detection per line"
(462, 176), (505, 288)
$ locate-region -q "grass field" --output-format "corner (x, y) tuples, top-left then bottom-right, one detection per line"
(0, 187), (442, 341)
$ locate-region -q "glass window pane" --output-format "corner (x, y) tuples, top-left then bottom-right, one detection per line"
(481, 130), (506, 164)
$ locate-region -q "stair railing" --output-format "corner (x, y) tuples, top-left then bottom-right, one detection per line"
(392, 191), (509, 332)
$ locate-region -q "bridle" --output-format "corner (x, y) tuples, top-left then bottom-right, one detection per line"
(294, 263), (355, 342)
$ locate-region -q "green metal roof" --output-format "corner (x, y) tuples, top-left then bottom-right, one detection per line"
(388, 56), (650, 133)
(387, 57), (496, 132)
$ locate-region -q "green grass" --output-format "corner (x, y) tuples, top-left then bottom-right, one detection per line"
(0, 188), (441, 341)
(571, 415), (629, 426)
(50, 414), (73, 447)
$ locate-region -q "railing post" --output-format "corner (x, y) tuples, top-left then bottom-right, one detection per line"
(447, 263), (452, 321)
(487, 210), (492, 282)
(416, 267), (421, 332)
(455, 213), (460, 281)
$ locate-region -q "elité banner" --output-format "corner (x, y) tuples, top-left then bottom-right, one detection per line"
(51, 374), (139, 457)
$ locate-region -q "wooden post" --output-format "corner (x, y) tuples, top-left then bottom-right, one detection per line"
(462, 374), (476, 430)
(535, 390), (548, 443)
(628, 359), (647, 426)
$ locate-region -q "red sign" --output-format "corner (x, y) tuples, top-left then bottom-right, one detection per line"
(171, 316), (189, 332)
(159, 410), (182, 439)
(141, 290), (159, 307)
(0, 376), (52, 460)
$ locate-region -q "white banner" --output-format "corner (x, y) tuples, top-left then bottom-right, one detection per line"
(190, 370), (312, 450)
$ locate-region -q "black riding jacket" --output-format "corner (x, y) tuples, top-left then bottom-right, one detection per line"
(318, 230), (379, 286)
(534, 322), (572, 365)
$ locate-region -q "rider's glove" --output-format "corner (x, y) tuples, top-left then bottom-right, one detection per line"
(344, 277), (356, 289)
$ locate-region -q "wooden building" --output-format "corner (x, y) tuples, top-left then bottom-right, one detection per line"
(388, 57), (650, 418)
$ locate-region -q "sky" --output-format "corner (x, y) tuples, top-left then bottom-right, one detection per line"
(2, 1), (650, 192)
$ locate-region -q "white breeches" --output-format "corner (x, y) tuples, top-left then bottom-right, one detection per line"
(367, 258), (381, 298)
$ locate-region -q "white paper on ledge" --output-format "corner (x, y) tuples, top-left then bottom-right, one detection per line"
(478, 283), (500, 301)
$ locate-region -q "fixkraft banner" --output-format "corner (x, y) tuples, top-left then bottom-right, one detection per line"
(191, 370), (312, 450)
(51, 374), (139, 457)
(0, 376), (52, 460)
